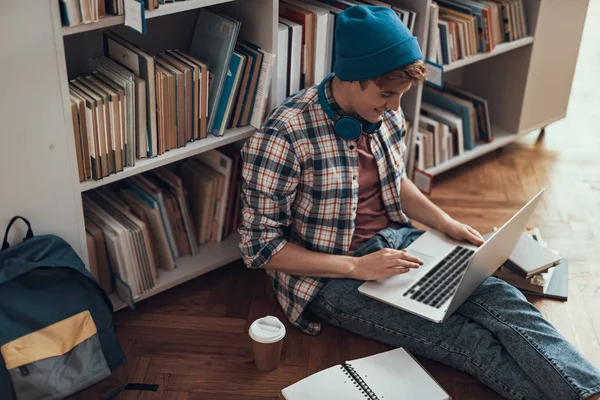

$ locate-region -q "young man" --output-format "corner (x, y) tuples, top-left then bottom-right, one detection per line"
(239, 5), (600, 400)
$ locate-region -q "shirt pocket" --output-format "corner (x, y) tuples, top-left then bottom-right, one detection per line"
(312, 160), (345, 205)
(1, 310), (110, 400)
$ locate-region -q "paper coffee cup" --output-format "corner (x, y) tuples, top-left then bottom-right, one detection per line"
(249, 316), (286, 371)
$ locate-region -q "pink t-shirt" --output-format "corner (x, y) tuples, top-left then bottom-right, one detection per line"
(348, 134), (391, 253)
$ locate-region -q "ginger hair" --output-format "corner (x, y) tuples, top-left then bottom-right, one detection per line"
(360, 60), (428, 89)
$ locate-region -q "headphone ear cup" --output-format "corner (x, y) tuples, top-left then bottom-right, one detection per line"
(334, 117), (362, 141)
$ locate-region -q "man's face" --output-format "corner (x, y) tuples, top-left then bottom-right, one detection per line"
(350, 79), (413, 124)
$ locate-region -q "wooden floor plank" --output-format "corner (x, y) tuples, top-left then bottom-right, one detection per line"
(563, 283), (600, 367)
(115, 313), (247, 333)
(122, 356), (151, 400)
(164, 391), (189, 400)
(131, 340), (254, 359)
(137, 373), (169, 400)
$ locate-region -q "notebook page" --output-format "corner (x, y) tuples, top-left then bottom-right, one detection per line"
(281, 364), (367, 400)
(346, 348), (449, 400)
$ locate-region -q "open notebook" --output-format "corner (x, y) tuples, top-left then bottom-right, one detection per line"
(280, 348), (451, 399)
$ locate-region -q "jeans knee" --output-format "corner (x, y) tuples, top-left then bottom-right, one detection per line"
(472, 276), (527, 305)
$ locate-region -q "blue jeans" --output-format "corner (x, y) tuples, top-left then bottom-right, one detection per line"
(307, 222), (600, 400)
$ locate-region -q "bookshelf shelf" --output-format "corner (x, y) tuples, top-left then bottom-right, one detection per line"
(62, 0), (235, 36)
(109, 233), (242, 311)
(442, 37), (534, 72)
(424, 125), (533, 176)
(79, 126), (255, 192)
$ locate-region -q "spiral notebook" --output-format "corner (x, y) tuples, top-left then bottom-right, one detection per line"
(280, 348), (451, 399)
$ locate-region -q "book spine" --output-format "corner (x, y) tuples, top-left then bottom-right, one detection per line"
(250, 51), (274, 130)
(341, 364), (379, 400)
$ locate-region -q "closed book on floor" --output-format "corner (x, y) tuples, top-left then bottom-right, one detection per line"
(504, 233), (562, 278)
(281, 348), (451, 399)
(521, 258), (569, 301)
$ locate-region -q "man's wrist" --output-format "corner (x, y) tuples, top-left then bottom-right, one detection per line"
(344, 256), (360, 280)
(437, 214), (454, 233)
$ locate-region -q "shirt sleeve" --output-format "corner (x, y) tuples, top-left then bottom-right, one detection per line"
(238, 128), (300, 269)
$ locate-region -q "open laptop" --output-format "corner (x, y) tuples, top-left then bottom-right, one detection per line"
(358, 189), (545, 323)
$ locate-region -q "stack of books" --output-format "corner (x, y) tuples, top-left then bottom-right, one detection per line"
(416, 84), (492, 169)
(488, 227), (568, 300)
(68, 9), (275, 182)
(83, 144), (243, 302)
(426, 0), (529, 66)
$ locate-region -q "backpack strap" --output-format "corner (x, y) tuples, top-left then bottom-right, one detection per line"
(102, 383), (159, 399)
(2, 216), (34, 251)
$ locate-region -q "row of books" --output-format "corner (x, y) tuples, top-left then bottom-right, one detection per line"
(276, 0), (417, 101)
(69, 48), (209, 180)
(426, 0), (528, 65)
(83, 145), (243, 301)
(489, 227), (567, 299)
(59, 0), (113, 26)
(69, 9), (274, 182)
(60, 0), (197, 26)
(415, 84), (492, 170)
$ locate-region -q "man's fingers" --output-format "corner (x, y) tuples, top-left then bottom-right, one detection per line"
(388, 266), (411, 275)
(467, 225), (483, 237)
(402, 254), (424, 265)
(468, 226), (482, 238)
(463, 226), (484, 245)
(393, 250), (424, 265)
(392, 259), (421, 269)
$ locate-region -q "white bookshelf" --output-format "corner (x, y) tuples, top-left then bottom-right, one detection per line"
(0, 0), (588, 311)
(49, 0), (276, 310)
(407, 0), (589, 185)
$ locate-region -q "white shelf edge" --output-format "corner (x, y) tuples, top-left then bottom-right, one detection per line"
(442, 37), (534, 72)
(80, 126), (255, 192)
(62, 0), (235, 36)
(110, 233), (242, 311)
(425, 125), (535, 176)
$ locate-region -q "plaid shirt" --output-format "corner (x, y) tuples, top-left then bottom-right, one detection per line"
(239, 78), (410, 335)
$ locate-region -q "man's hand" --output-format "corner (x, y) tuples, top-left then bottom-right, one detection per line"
(349, 248), (424, 281)
(441, 218), (485, 246)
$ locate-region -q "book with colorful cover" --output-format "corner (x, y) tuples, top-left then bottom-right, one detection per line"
(212, 51), (246, 136)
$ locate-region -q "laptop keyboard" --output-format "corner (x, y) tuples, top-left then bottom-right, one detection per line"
(403, 246), (475, 309)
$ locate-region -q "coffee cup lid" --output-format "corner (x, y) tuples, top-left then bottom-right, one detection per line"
(249, 316), (286, 344)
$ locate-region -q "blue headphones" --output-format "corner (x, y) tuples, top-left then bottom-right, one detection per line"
(318, 73), (381, 140)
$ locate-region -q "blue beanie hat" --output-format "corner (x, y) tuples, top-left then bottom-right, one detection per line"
(334, 5), (423, 81)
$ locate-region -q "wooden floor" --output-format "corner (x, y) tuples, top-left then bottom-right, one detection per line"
(74, 5), (600, 400)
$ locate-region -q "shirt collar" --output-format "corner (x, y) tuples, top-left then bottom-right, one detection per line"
(323, 75), (366, 120)
(323, 76), (346, 116)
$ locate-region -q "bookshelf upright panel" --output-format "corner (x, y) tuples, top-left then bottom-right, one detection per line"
(0, 1), (87, 258)
(518, 0), (590, 133)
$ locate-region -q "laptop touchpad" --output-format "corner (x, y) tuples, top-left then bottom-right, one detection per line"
(406, 250), (436, 266)
(400, 250), (436, 276)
